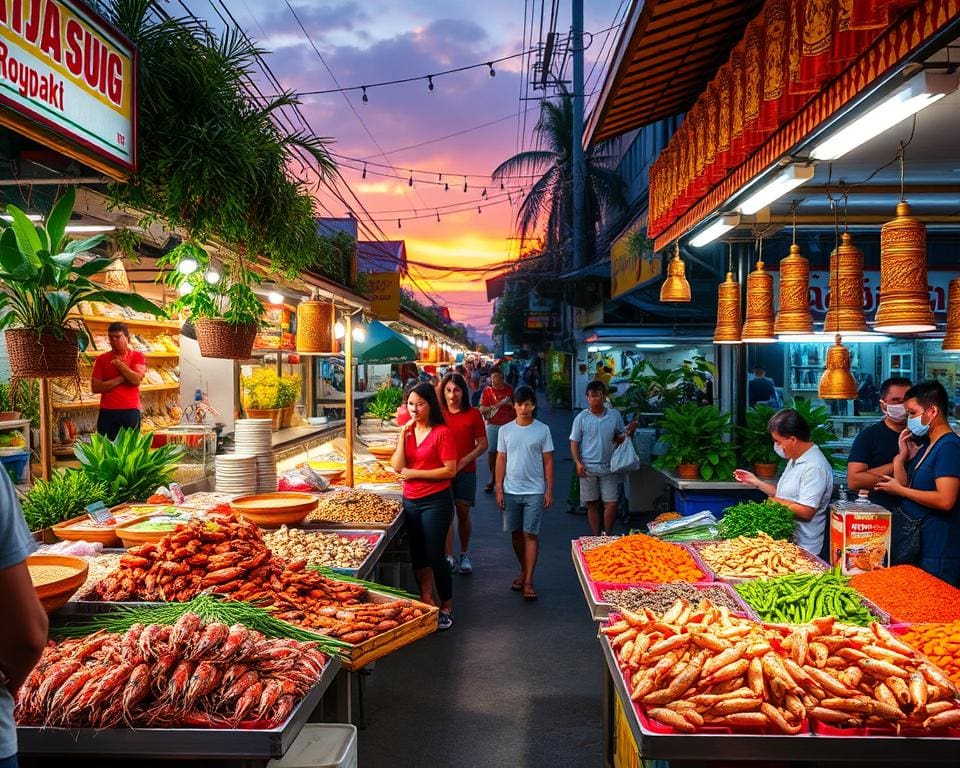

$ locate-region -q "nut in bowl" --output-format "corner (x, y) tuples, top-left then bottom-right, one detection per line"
(367, 444), (396, 461)
(27, 553), (88, 613)
(230, 491), (319, 527)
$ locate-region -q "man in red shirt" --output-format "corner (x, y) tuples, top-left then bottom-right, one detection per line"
(479, 367), (515, 493)
(91, 322), (147, 439)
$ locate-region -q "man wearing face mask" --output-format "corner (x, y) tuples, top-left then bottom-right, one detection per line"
(847, 377), (912, 517)
(875, 381), (960, 586)
(734, 408), (835, 558)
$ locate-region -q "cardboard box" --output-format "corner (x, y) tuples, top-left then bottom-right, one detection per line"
(830, 494), (892, 575)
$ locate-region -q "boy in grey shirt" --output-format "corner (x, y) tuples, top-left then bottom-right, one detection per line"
(496, 385), (554, 601)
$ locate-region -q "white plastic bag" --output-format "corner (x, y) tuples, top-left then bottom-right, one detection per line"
(611, 436), (641, 474)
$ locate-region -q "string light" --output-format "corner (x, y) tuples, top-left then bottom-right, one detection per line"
(361, 163), (366, 179)
(463, 177), (468, 193)
(487, 62), (496, 77)
(427, 75), (434, 91)
(408, 173), (413, 187)
(361, 86), (368, 103)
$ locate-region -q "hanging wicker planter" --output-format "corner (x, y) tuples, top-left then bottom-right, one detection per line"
(4, 328), (79, 378)
(194, 320), (258, 360)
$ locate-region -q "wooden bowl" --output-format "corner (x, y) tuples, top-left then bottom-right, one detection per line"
(52, 514), (122, 547)
(367, 445), (396, 460)
(230, 492), (319, 528)
(27, 554), (88, 613)
(115, 515), (191, 548)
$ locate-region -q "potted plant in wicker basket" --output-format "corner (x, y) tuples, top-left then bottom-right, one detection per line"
(0, 190), (163, 378)
(739, 404), (782, 478)
(653, 403), (737, 481)
(157, 241), (262, 359)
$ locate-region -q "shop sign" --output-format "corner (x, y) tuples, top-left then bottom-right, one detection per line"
(0, 0), (136, 178)
(368, 271), (400, 321)
(806, 270), (953, 321)
(611, 225), (660, 299)
(525, 313), (558, 331)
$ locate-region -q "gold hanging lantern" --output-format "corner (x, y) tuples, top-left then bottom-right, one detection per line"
(774, 243), (813, 334)
(874, 200), (935, 333)
(742, 258), (776, 343)
(818, 334), (859, 400)
(295, 292), (335, 354)
(659, 243), (692, 303)
(823, 232), (868, 333)
(713, 272), (742, 344)
(943, 278), (960, 352)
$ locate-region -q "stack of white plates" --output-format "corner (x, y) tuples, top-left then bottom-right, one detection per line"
(215, 454), (258, 494)
(234, 419), (277, 493)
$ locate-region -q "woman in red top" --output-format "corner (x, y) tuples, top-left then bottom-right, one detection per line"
(440, 372), (488, 575)
(390, 382), (457, 630)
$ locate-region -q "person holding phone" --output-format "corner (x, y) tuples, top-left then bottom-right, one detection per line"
(875, 381), (960, 586)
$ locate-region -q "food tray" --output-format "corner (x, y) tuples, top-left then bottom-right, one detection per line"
(282, 529), (386, 580)
(114, 511), (202, 548)
(332, 587), (438, 672)
(51, 505), (171, 546)
(812, 719), (960, 740)
(16, 657), (341, 758)
(588, 579), (758, 621)
(689, 539), (829, 583)
(571, 538), (713, 588)
(304, 507), (403, 540)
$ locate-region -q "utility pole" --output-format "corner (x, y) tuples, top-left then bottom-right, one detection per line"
(571, 0), (586, 271)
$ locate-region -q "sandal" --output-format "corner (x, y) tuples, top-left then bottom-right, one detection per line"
(510, 577), (524, 592)
(484, 482), (494, 494)
(522, 585), (538, 601)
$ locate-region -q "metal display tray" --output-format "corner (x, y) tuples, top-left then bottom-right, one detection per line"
(17, 657), (340, 758)
(600, 637), (960, 762)
(290, 527), (388, 580)
(303, 508), (403, 541)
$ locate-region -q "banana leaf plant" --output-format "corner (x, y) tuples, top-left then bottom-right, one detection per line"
(0, 188), (164, 339)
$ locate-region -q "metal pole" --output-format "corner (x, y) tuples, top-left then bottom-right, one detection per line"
(344, 315), (355, 488)
(571, 0), (586, 271)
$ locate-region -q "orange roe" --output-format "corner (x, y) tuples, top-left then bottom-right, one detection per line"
(583, 533), (705, 583)
(899, 621), (960, 687)
(849, 565), (960, 623)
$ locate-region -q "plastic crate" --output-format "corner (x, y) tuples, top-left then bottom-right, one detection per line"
(0, 452), (30, 483)
(266, 724), (357, 768)
(673, 488), (765, 517)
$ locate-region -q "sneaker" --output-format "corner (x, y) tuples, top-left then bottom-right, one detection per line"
(438, 611), (453, 631)
(445, 554), (458, 574)
(458, 553), (473, 574)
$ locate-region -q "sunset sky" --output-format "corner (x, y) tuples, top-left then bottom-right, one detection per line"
(182, 0), (624, 342)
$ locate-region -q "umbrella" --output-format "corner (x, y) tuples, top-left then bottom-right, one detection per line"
(353, 321), (418, 364)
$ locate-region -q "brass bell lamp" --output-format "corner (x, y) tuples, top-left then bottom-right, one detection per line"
(943, 278), (960, 352)
(741, 240), (776, 343)
(659, 242), (692, 303)
(713, 272), (742, 344)
(295, 290), (336, 354)
(874, 200), (935, 333)
(775, 243), (814, 335)
(818, 334), (859, 400)
(822, 232), (868, 333)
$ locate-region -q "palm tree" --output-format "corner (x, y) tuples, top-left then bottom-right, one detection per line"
(492, 87), (626, 270)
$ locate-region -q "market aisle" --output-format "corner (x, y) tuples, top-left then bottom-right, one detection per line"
(358, 402), (606, 768)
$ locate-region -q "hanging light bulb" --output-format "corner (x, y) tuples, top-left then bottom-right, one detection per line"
(178, 258), (198, 275)
(713, 272), (742, 344)
(943, 278), (960, 352)
(659, 242), (691, 303)
(352, 325), (366, 342)
(267, 291), (283, 305)
(823, 232), (868, 333)
(204, 269), (221, 284)
(334, 321), (345, 339)
(818, 335), (859, 400)
(177, 281), (193, 296)
(874, 194), (935, 332)
(742, 240), (776, 343)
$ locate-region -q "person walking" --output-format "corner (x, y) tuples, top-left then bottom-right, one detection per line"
(875, 381), (960, 585)
(390, 383), (458, 630)
(0, 469), (49, 768)
(569, 380), (636, 536)
(847, 377), (913, 560)
(440, 372), (488, 575)
(479, 367), (516, 494)
(91, 321), (147, 439)
(495, 385), (554, 601)
(734, 408), (835, 558)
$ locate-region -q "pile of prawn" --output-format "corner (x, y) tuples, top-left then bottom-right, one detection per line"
(93, 515), (427, 644)
(15, 613), (329, 729)
(606, 598), (960, 734)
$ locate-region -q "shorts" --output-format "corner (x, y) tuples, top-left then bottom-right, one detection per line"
(503, 493), (544, 535)
(452, 471), (477, 506)
(485, 424), (501, 454)
(96, 408), (141, 440)
(580, 471), (622, 503)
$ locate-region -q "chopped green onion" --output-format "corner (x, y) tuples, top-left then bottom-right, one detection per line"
(308, 566), (418, 600)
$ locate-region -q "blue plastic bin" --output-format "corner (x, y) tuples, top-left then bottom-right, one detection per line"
(0, 452), (30, 484)
(673, 488), (765, 517)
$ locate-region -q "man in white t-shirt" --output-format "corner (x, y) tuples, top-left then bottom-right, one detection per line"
(569, 380), (636, 535)
(496, 385), (554, 601)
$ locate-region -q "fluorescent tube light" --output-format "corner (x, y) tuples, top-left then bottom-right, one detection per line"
(737, 165), (814, 215)
(267, 291), (284, 305)
(779, 332), (891, 343)
(635, 343), (674, 349)
(64, 224), (116, 233)
(1, 214), (42, 222)
(811, 71), (960, 161)
(689, 214), (740, 248)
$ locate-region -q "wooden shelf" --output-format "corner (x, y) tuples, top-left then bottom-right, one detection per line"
(142, 352), (180, 359)
(52, 383), (180, 410)
(69, 314), (181, 330)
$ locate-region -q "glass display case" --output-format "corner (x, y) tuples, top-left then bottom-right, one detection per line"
(152, 426), (217, 484)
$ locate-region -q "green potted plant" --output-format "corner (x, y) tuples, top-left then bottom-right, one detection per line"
(0, 190), (163, 378)
(366, 386), (403, 426)
(157, 241), (263, 359)
(546, 377), (571, 408)
(789, 397), (844, 469)
(613, 355), (716, 423)
(240, 368), (300, 430)
(654, 403), (737, 481)
(739, 404), (782, 478)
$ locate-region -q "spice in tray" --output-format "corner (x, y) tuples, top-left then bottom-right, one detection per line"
(697, 532), (825, 579)
(27, 564), (79, 586)
(308, 489), (401, 524)
(583, 533), (704, 583)
(734, 566), (878, 626)
(578, 535), (619, 552)
(600, 583), (744, 614)
(849, 565), (960, 623)
(899, 621), (960, 687)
